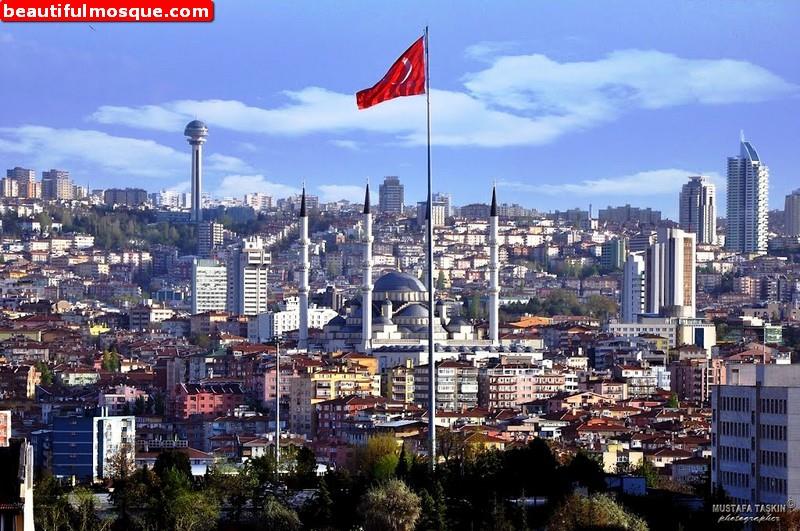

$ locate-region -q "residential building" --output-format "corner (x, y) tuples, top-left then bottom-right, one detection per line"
(600, 237), (627, 271)
(712, 364), (800, 507)
(414, 360), (479, 412)
(480, 364), (566, 409)
(198, 221), (224, 258)
(7, 167), (39, 199)
(726, 135), (769, 253)
(1, 177), (19, 198)
(103, 188), (148, 207)
(417, 199), (448, 228)
(170, 383), (246, 419)
(0, 439), (34, 530)
(247, 298), (337, 342)
(288, 366), (381, 436)
(0, 411), (10, 447)
(679, 176), (717, 244)
(41, 169), (73, 200)
(785, 189), (800, 237)
(52, 414), (135, 482)
(378, 176), (404, 214)
(598, 204), (661, 224)
(192, 259), (227, 314)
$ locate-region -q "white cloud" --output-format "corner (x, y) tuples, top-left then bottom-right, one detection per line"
(88, 49), (796, 148)
(0, 125), (186, 179)
(464, 41), (518, 61)
(214, 175), (299, 199)
(500, 169), (724, 196)
(206, 153), (253, 173)
(318, 184), (370, 203)
(330, 139), (361, 150)
(0, 125), (253, 183)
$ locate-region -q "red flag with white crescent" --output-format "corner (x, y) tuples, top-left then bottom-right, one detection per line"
(356, 36), (426, 110)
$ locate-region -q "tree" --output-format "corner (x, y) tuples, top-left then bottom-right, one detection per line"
(35, 361), (53, 385)
(171, 491), (220, 531)
(154, 450), (192, 481)
(667, 392), (680, 408)
(437, 270), (446, 290)
(106, 442), (135, 481)
(359, 479), (421, 531)
(34, 472), (72, 531)
(563, 451), (605, 493)
(415, 481), (447, 531)
(101, 350), (121, 372)
(632, 459), (660, 488)
(260, 497), (302, 531)
(585, 295), (618, 321)
(358, 434), (399, 480)
(292, 446), (318, 488)
(548, 493), (647, 531)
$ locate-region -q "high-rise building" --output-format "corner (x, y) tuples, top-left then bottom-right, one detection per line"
(103, 188), (148, 207)
(416, 200), (447, 228)
(198, 221), (224, 258)
(432, 192), (451, 217)
(622, 252), (645, 323)
(0, 177), (19, 198)
(192, 259), (228, 314)
(600, 237), (627, 271)
(784, 189), (800, 237)
(227, 236), (270, 316)
(726, 134), (769, 253)
(679, 176), (716, 244)
(244, 192), (272, 211)
(598, 204), (661, 225)
(378, 176), (404, 214)
(712, 364), (800, 508)
(184, 120), (208, 224)
(41, 169), (73, 200)
(7, 167), (40, 199)
(622, 227), (695, 321)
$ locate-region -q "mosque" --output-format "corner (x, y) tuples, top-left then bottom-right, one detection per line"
(294, 184), (535, 370)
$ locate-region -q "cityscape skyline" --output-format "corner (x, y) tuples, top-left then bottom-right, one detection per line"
(1, 1), (799, 217)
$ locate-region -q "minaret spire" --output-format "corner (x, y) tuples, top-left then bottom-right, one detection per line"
(361, 182), (374, 352)
(298, 182), (310, 349)
(488, 184), (500, 345)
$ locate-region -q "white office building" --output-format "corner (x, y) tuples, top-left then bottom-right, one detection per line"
(247, 297), (338, 343)
(192, 259), (228, 314)
(679, 175), (716, 244)
(621, 227), (695, 321)
(726, 135), (769, 254)
(712, 364), (800, 508)
(622, 252), (646, 323)
(227, 236), (270, 316)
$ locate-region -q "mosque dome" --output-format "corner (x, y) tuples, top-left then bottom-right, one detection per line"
(374, 271), (425, 292)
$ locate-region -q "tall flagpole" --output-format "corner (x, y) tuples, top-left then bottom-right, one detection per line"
(424, 25), (436, 469)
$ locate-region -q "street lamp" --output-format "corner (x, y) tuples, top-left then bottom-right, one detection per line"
(273, 335), (282, 470)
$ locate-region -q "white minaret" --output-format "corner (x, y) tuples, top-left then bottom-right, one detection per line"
(489, 186), (500, 345)
(361, 184), (373, 352)
(298, 186), (310, 350)
(184, 120), (208, 224)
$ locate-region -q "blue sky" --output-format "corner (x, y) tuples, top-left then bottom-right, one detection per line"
(0, 0), (798, 218)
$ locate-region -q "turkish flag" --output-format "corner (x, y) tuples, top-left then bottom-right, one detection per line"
(356, 36), (426, 110)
